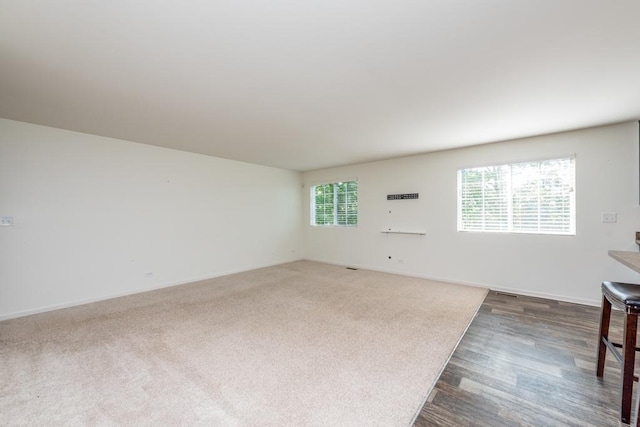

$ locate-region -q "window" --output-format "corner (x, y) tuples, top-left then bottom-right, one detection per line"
(458, 157), (575, 235)
(311, 180), (358, 226)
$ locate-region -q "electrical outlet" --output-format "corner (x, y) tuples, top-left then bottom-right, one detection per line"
(0, 216), (14, 226)
(145, 272), (154, 278)
(601, 213), (617, 223)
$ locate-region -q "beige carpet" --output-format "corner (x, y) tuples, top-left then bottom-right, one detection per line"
(0, 261), (488, 426)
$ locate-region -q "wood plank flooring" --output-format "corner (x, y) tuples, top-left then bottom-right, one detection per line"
(414, 291), (631, 426)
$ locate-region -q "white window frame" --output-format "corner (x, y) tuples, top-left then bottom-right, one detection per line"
(310, 179), (358, 227)
(457, 156), (576, 235)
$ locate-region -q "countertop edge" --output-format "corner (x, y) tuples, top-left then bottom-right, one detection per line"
(609, 250), (640, 274)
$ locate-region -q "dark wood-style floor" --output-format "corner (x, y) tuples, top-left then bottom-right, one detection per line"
(415, 291), (631, 426)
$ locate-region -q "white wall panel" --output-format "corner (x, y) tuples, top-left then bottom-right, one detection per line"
(0, 119), (303, 319)
(303, 122), (640, 305)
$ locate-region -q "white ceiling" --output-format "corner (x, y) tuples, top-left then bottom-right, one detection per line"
(1, 1), (640, 171)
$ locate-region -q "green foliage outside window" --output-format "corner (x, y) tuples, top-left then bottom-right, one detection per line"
(459, 158), (575, 235)
(312, 181), (358, 226)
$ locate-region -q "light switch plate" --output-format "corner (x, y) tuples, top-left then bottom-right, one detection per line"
(0, 216), (14, 226)
(601, 213), (617, 223)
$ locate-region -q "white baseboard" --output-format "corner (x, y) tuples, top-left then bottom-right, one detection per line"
(3, 256), (599, 321)
(0, 257), (304, 321)
(301, 257), (601, 307)
(486, 284), (599, 306)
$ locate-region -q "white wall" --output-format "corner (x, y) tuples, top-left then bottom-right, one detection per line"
(303, 122), (640, 305)
(0, 119), (303, 319)
(2, 119), (638, 318)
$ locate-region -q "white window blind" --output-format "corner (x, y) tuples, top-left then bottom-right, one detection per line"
(311, 181), (358, 226)
(458, 157), (575, 235)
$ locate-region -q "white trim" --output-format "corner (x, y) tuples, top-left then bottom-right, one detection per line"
(457, 153), (576, 171)
(307, 177), (358, 187)
(0, 257), (304, 321)
(3, 257), (601, 321)
(301, 257), (600, 307)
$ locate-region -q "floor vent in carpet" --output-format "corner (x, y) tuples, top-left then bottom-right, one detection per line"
(346, 267), (358, 270)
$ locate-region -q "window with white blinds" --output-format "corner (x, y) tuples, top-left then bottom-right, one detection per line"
(457, 157), (575, 235)
(311, 180), (358, 226)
